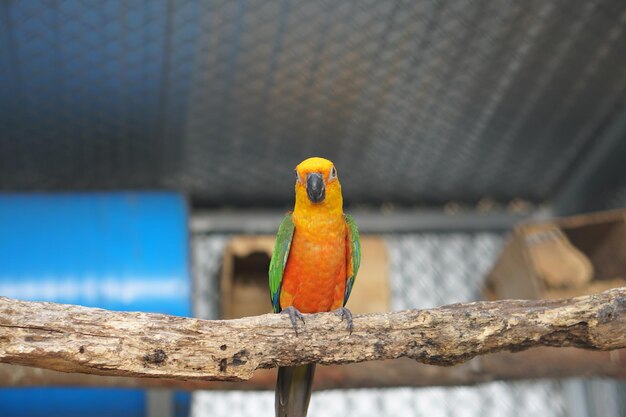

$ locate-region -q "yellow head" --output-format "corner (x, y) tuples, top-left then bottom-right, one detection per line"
(293, 157), (343, 215)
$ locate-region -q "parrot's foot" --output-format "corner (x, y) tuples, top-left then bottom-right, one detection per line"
(281, 306), (306, 336)
(334, 307), (353, 334)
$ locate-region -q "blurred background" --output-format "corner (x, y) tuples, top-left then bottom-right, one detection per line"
(1, 0), (626, 416)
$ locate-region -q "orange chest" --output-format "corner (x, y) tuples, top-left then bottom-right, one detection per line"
(288, 226), (346, 276)
(280, 216), (347, 313)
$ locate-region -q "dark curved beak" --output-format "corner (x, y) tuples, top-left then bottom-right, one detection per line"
(306, 173), (325, 203)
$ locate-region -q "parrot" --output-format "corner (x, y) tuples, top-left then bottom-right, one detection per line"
(269, 157), (361, 417)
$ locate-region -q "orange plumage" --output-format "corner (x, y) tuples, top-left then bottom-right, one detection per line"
(279, 157), (347, 313)
(271, 157), (360, 417)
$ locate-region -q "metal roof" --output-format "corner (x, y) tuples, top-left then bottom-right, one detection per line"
(1, 1), (625, 209)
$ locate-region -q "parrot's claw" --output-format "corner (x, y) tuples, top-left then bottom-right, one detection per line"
(334, 307), (353, 334)
(281, 306), (306, 336)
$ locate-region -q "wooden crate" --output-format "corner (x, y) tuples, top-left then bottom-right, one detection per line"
(486, 209), (626, 300)
(220, 235), (390, 319)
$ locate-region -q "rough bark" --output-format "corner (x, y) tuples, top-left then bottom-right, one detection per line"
(2, 348), (624, 390)
(0, 287), (624, 382)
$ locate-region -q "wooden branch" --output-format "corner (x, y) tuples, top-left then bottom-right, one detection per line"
(2, 348), (624, 390)
(0, 287), (624, 382)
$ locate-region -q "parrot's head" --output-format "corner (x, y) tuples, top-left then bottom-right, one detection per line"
(293, 157), (342, 214)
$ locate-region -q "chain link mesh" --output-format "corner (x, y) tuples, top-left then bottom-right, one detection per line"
(191, 235), (229, 320)
(386, 233), (504, 309)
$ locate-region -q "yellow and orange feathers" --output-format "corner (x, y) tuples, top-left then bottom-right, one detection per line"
(269, 157), (361, 417)
(268, 157), (360, 314)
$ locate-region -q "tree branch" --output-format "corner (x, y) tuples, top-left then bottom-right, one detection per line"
(2, 348), (624, 390)
(0, 287), (624, 382)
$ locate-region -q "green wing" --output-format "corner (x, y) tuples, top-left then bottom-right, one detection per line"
(269, 214), (295, 313)
(343, 214), (361, 306)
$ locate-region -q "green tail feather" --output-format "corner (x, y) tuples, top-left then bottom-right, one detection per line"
(275, 364), (316, 417)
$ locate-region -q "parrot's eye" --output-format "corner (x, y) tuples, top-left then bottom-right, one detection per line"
(295, 169), (303, 183)
(329, 166), (337, 181)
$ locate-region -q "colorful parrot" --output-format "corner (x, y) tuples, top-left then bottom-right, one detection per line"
(269, 157), (361, 417)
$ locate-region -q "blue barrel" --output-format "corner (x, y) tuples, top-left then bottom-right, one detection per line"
(0, 192), (191, 417)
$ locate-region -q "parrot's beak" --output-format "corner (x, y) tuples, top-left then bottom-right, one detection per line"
(306, 173), (325, 203)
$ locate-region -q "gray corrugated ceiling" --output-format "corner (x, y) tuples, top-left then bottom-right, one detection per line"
(1, 0), (625, 208)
